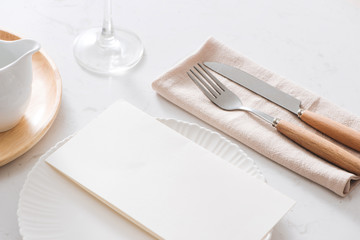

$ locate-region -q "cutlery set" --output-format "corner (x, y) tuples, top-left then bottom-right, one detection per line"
(188, 63), (360, 175)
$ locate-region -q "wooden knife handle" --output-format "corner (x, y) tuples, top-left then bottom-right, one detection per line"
(275, 119), (360, 175)
(300, 110), (360, 152)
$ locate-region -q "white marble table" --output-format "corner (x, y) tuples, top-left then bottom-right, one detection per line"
(1, 0), (360, 239)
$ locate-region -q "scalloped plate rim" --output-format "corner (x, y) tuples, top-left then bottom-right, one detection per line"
(17, 118), (270, 240)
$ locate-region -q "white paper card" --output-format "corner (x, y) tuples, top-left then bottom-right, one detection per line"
(46, 100), (294, 240)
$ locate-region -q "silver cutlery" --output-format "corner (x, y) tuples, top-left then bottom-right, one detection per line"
(187, 63), (360, 175)
(204, 62), (360, 152)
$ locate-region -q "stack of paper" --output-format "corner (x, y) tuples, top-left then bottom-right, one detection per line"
(46, 100), (294, 240)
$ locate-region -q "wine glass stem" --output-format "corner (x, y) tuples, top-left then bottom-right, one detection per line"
(99, 0), (115, 46)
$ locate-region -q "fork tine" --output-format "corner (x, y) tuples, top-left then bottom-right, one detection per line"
(194, 65), (223, 94)
(187, 72), (217, 101)
(198, 63), (228, 91)
(189, 69), (219, 98)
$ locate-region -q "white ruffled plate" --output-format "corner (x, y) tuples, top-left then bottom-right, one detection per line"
(18, 118), (271, 240)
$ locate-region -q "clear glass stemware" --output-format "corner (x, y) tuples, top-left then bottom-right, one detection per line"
(73, 0), (144, 75)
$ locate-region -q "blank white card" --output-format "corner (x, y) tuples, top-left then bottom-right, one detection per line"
(46, 100), (294, 240)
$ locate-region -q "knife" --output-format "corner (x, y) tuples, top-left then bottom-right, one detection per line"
(204, 62), (360, 152)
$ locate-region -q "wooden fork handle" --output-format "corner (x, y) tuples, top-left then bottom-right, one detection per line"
(300, 110), (360, 152)
(275, 119), (360, 175)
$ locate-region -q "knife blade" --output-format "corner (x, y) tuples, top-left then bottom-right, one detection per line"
(204, 61), (360, 152)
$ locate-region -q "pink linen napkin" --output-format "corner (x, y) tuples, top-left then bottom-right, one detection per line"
(152, 37), (360, 197)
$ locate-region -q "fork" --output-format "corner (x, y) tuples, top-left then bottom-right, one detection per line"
(187, 63), (360, 175)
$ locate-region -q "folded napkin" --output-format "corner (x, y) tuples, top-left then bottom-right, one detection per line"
(152, 38), (360, 197)
(46, 100), (295, 240)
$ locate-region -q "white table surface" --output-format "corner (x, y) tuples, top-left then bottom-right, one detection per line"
(1, 0), (360, 239)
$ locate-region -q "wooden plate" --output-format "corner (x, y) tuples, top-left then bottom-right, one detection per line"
(0, 30), (62, 166)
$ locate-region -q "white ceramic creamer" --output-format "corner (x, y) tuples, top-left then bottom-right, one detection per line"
(0, 39), (40, 132)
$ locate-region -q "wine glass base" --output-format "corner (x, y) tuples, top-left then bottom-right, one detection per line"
(73, 28), (144, 75)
